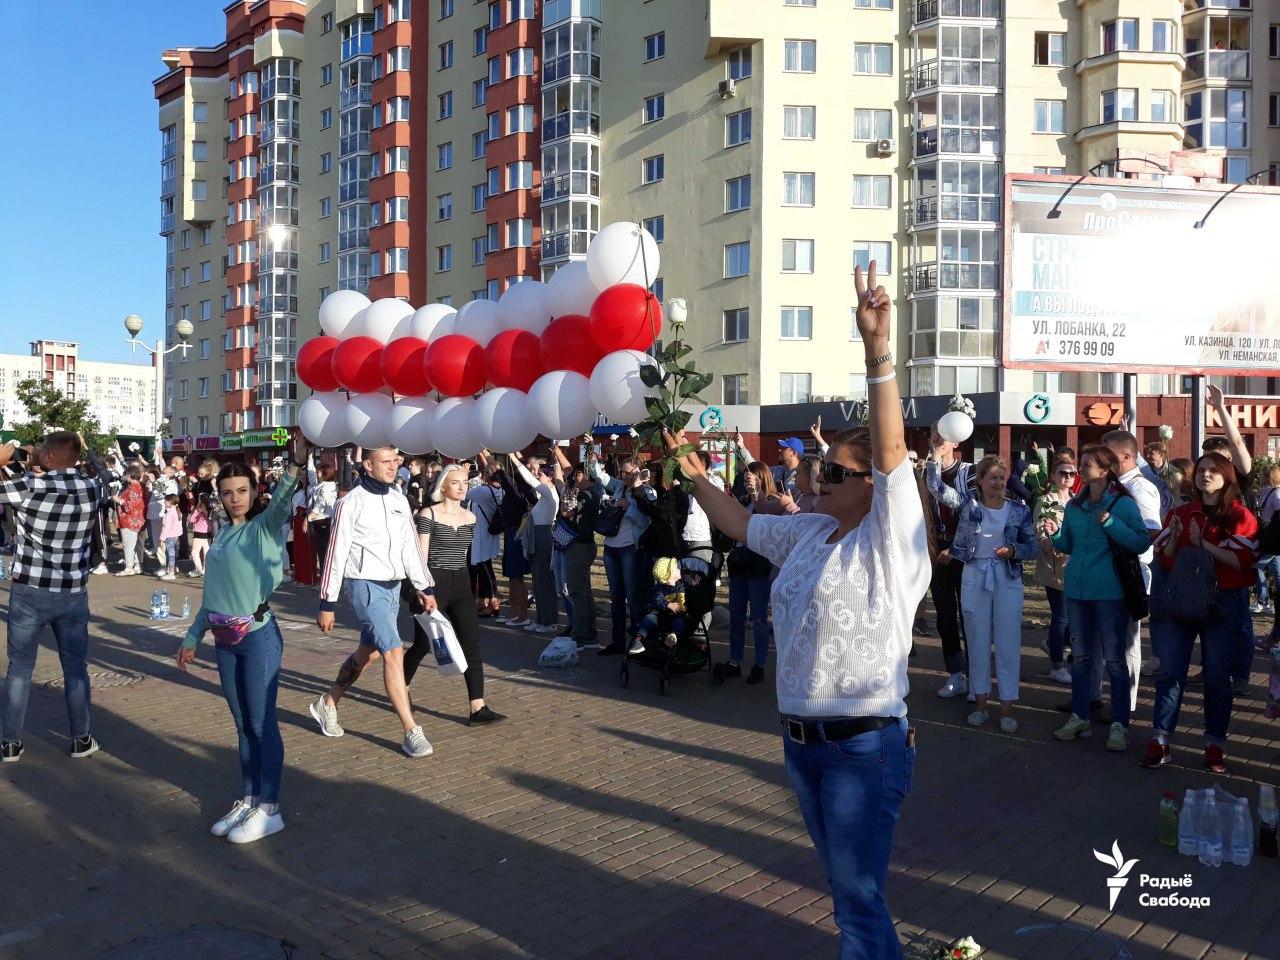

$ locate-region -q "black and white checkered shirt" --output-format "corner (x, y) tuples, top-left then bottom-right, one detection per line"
(0, 467), (107, 593)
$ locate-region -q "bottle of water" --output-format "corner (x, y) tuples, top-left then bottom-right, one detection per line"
(181, 597), (190, 619)
(1158, 791), (1179, 848)
(149, 591), (161, 620)
(1177, 789), (1199, 856)
(1198, 792), (1223, 867)
(160, 590), (170, 619)
(0, 554), (6, 580)
(1230, 798), (1254, 867)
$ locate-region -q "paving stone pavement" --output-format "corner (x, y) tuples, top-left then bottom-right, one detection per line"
(1, 569), (1278, 960)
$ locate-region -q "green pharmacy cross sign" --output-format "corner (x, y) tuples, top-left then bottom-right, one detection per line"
(271, 427), (290, 447)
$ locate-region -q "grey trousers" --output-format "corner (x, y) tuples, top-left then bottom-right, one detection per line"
(565, 540), (598, 643)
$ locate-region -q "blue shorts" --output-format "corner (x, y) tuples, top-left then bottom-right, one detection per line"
(349, 579), (403, 653)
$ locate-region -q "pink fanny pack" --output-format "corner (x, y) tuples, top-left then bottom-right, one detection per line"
(207, 603), (270, 646)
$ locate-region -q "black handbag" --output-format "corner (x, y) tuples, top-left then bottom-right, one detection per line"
(480, 488), (504, 537)
(594, 498), (627, 538)
(1103, 493), (1149, 622)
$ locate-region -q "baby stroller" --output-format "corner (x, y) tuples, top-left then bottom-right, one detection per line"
(621, 557), (713, 695)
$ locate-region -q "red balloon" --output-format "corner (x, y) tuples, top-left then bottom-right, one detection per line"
(588, 284), (663, 354)
(331, 336), (386, 393)
(380, 337), (432, 396)
(539, 314), (604, 377)
(424, 334), (486, 397)
(297, 336), (341, 392)
(485, 330), (545, 392)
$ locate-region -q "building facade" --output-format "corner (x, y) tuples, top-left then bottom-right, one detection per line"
(0, 341), (158, 439)
(156, 0), (1280, 456)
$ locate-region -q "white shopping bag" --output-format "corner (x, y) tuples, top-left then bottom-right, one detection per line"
(415, 611), (469, 676)
(537, 636), (579, 669)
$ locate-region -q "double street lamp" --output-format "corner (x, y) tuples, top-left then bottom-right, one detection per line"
(123, 314), (194, 453)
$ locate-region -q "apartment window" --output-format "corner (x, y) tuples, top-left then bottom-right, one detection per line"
(180, 305), (190, 322)
(725, 174), (751, 212)
(438, 141), (453, 169)
(473, 237), (487, 265)
(320, 197), (332, 218)
(473, 78), (487, 107)
(386, 146), (410, 172)
(1224, 156), (1251, 183)
(487, 166), (501, 196)
(507, 104), (534, 133)
(724, 241), (750, 278)
(322, 12), (333, 32)
(1033, 166), (1066, 175)
(1034, 32), (1065, 66)
(319, 242), (332, 263)
(486, 223), (500, 252)
(191, 180), (208, 201)
(199, 338), (212, 360)
(201, 226), (211, 244)
(1151, 90), (1175, 124)
(783, 172), (815, 206)
(507, 48), (534, 77)
(488, 111), (502, 140)
(488, 57), (502, 85)
(387, 0), (411, 23)
(783, 105), (816, 139)
(642, 154), (665, 184)
(853, 43), (891, 75)
(489, 1), (502, 30)
(181, 229), (191, 250)
(780, 373), (812, 404)
(388, 248), (410, 273)
(320, 152), (332, 174)
(645, 32), (666, 62)
(722, 374), (747, 405)
(473, 131), (487, 158)
(1102, 18), (1137, 54)
(508, 0), (533, 18)
(437, 245), (453, 272)
(440, 0), (454, 17)
(780, 307), (813, 340)
(784, 39), (816, 73)
(1272, 24), (1280, 59)
(642, 216), (664, 243)
(723, 308), (749, 343)
(386, 197), (410, 221)
(853, 108), (891, 141)
(191, 140), (208, 162)
(1033, 99), (1065, 134)
(853, 0), (893, 8)
(782, 239), (815, 273)
(193, 101), (208, 122)
(506, 219), (532, 248)
(437, 193), (453, 221)
(437, 92), (452, 119)
(851, 174), (890, 207)
(440, 41), (454, 69)
(1151, 20), (1175, 53)
(507, 161), (532, 190)
(200, 300), (212, 321)
(1185, 89), (1249, 149)
(727, 47), (752, 80)
(474, 27), (488, 56)
(1101, 88), (1137, 124)
(387, 47), (411, 73)
(785, 0), (816, 5)
(852, 241), (891, 273)
(321, 108), (332, 129)
(321, 63), (333, 85)
(199, 261), (212, 282)
(472, 184), (486, 211)
(726, 109), (752, 146)
(1270, 93), (1280, 127)
(644, 94), (665, 123)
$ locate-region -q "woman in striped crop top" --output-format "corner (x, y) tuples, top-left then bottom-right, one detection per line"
(404, 464), (504, 726)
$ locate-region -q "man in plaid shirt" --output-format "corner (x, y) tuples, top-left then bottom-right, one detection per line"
(1, 431), (113, 763)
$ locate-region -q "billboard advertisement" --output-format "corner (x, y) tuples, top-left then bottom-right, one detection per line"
(1003, 174), (1280, 375)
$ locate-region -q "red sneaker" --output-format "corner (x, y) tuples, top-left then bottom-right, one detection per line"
(1204, 744), (1227, 774)
(1139, 740), (1171, 769)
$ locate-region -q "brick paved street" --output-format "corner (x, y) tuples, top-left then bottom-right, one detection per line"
(2, 569), (1278, 960)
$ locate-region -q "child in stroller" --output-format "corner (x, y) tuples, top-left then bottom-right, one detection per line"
(629, 556), (710, 655)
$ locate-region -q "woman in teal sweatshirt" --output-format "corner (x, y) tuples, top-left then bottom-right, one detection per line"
(175, 436), (309, 844)
(1040, 444), (1150, 752)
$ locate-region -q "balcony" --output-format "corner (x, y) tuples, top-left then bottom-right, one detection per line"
(1184, 1), (1251, 9)
(907, 196), (1000, 227)
(542, 52), (601, 85)
(914, 0), (1000, 25)
(911, 58), (1000, 93)
(341, 82), (372, 109)
(258, 251), (299, 272)
(257, 295), (299, 315)
(342, 35), (374, 62)
(260, 120), (300, 143)
(339, 227), (370, 251)
(1184, 50), (1250, 80)
(908, 261), (1000, 293)
(161, 141), (177, 161)
(161, 176), (176, 197)
(914, 126), (1001, 158)
(542, 110), (600, 143)
(339, 180), (371, 203)
(161, 213), (175, 233)
(541, 171), (601, 203)
(258, 163), (300, 186)
(541, 229), (592, 260)
(340, 131), (372, 156)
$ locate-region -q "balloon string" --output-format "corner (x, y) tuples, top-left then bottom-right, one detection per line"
(637, 222), (658, 346)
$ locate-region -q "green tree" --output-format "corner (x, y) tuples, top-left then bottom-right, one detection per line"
(10, 378), (117, 453)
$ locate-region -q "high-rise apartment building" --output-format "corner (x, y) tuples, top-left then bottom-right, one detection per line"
(157, 0), (1280, 454)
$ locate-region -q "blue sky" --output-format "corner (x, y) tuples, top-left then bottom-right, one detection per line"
(0, 3), (227, 366)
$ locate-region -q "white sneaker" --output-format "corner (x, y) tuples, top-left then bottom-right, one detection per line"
(523, 622), (544, 632)
(227, 807), (284, 844)
(536, 624), (558, 634)
(188, 570), (203, 578)
(494, 617), (512, 625)
(114, 568), (138, 577)
(936, 672), (968, 699)
(999, 715), (1019, 734)
(160, 572), (176, 581)
(507, 619), (531, 628)
(309, 697), (344, 738)
(210, 799), (255, 838)
(1049, 667), (1072, 685)
(628, 638), (646, 655)
(91, 563), (109, 575)
(1140, 656), (1161, 678)
(966, 710), (989, 726)
(402, 725), (434, 758)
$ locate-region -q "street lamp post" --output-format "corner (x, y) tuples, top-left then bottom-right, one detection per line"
(123, 314), (193, 460)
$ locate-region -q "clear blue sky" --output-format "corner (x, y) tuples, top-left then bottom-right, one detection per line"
(0, 2), (228, 366)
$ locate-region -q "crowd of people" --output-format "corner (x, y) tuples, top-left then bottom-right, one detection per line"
(2, 267), (1278, 955)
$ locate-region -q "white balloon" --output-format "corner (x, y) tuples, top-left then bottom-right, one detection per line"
(586, 222), (661, 290)
(936, 411), (975, 444)
(428, 397), (482, 460)
(589, 350), (659, 425)
(474, 388), (537, 453)
(387, 396), (439, 455)
(545, 261), (604, 318)
(344, 392), (394, 449)
(454, 299), (503, 347)
(298, 391), (351, 448)
(400, 302), (457, 341)
(498, 280), (553, 335)
(526, 370), (596, 440)
(354, 298), (414, 344)
(319, 290), (371, 339)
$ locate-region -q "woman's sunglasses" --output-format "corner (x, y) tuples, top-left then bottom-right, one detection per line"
(821, 462), (873, 485)
(1055, 469), (1077, 477)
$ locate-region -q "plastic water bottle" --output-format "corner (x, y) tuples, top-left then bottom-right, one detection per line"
(1260, 785), (1279, 858)
(1198, 792), (1223, 867)
(1158, 791), (1179, 848)
(149, 591), (161, 620)
(1177, 789), (1199, 856)
(160, 590), (170, 619)
(1229, 799), (1254, 866)
(181, 597), (190, 619)
(0, 554), (6, 580)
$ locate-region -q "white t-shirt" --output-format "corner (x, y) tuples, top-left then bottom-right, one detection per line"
(747, 457), (930, 719)
(1118, 468), (1161, 565)
(974, 502), (1009, 560)
(683, 473), (725, 544)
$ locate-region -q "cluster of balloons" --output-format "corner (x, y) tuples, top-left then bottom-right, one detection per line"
(297, 223), (665, 459)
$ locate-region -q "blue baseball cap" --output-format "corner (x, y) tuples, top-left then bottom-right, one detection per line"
(777, 438), (806, 456)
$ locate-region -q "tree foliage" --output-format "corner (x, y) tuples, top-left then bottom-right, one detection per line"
(9, 378), (116, 452)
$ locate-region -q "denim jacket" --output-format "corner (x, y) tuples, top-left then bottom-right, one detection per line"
(948, 495), (1038, 579)
(585, 459), (654, 540)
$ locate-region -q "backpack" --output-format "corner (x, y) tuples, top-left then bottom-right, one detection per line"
(1160, 546), (1220, 625)
(476, 487), (504, 537)
(1102, 490), (1149, 622)
(594, 497), (627, 538)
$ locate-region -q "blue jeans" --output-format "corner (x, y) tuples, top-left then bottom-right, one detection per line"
(1151, 587), (1243, 744)
(784, 718), (914, 960)
(215, 618), (285, 803)
(1233, 588), (1254, 682)
(603, 543), (642, 647)
(164, 537), (178, 569)
(729, 574), (771, 666)
(1257, 556), (1280, 606)
(1066, 597), (1131, 725)
(1044, 586), (1069, 668)
(3, 582), (92, 742)
(552, 546), (574, 630)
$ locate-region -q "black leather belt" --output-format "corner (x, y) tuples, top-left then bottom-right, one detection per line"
(780, 714), (898, 745)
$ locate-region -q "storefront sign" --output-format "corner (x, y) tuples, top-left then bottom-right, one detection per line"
(194, 435), (221, 451)
(220, 434), (242, 450)
(1207, 404), (1280, 430)
(237, 428), (292, 448)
